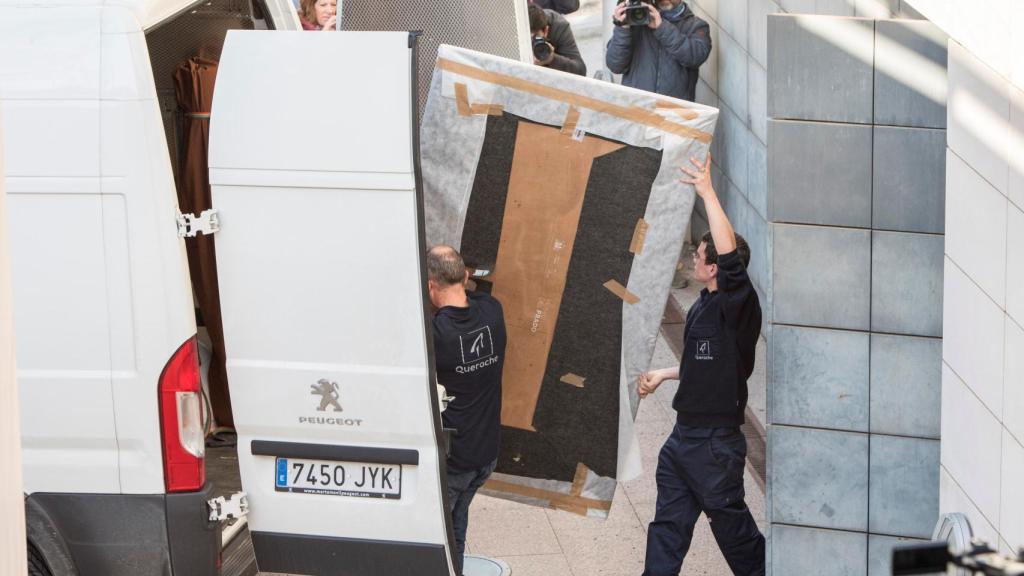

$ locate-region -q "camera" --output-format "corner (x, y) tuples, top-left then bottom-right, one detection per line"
(618, 0), (653, 27)
(532, 35), (553, 62)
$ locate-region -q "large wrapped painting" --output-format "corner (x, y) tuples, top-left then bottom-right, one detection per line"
(422, 45), (718, 517)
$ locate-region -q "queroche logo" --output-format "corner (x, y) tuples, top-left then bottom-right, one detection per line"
(459, 326), (494, 363)
(695, 339), (713, 361)
(300, 379), (362, 427)
(310, 379), (343, 411)
(455, 326), (500, 375)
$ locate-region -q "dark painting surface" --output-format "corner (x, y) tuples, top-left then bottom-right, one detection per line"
(461, 113), (663, 483)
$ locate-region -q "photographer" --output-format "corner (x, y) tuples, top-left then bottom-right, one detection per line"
(605, 0), (711, 101)
(529, 4), (586, 76)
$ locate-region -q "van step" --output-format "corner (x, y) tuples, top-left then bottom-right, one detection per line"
(221, 525), (257, 576)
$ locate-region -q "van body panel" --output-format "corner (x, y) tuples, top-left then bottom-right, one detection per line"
(208, 32), (415, 176)
(8, 192), (122, 494)
(100, 92), (194, 495)
(27, 484), (220, 576)
(210, 30), (455, 574)
(0, 6), (103, 100)
(250, 532), (449, 575)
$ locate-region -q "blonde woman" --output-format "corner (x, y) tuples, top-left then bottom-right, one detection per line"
(299, 0), (336, 30)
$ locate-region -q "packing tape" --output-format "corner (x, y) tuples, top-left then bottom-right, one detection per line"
(439, 58), (712, 143)
(629, 218), (648, 255)
(561, 106), (580, 135)
(655, 100), (699, 120)
(569, 463), (589, 496)
(455, 82), (472, 116)
(560, 373), (586, 388)
(483, 478), (613, 513)
(457, 82), (504, 116)
(603, 279), (640, 304)
(471, 103), (505, 116)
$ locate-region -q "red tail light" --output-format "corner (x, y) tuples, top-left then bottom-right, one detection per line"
(159, 336), (206, 492)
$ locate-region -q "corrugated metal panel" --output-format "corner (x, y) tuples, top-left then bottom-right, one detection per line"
(341, 0), (527, 116)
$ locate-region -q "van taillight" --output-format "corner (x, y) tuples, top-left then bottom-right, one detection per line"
(159, 336), (205, 492)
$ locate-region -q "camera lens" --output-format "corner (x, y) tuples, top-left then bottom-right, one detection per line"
(532, 36), (553, 61)
(625, 1), (649, 26)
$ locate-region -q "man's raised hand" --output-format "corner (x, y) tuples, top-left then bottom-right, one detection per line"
(679, 154), (714, 200)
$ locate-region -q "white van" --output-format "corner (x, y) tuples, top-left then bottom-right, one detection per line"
(1, 0), (457, 573)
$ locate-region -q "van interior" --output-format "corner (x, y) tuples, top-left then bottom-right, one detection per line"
(143, 1), (275, 568)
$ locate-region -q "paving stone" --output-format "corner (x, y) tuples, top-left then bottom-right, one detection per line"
(872, 126), (946, 234)
(869, 435), (940, 538)
(768, 14), (874, 123)
(870, 334), (942, 438)
(771, 524), (867, 576)
(874, 19), (948, 128)
(769, 119), (872, 228)
(871, 231), (944, 337)
(772, 224), (871, 331)
(772, 325), (869, 432)
(771, 426), (868, 530)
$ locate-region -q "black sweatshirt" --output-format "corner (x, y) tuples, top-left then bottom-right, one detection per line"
(541, 10), (587, 76)
(672, 250), (761, 428)
(433, 291), (507, 472)
(532, 0), (580, 14)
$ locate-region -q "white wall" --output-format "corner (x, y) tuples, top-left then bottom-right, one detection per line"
(0, 114), (28, 574)
(903, 6), (1024, 551)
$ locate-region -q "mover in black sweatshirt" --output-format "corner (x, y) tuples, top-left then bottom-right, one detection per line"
(636, 155), (765, 576)
(426, 245), (506, 576)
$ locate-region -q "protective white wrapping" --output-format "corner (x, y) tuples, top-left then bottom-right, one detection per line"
(421, 45), (718, 516)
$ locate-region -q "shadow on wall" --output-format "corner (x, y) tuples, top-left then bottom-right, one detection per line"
(791, 14), (1024, 197)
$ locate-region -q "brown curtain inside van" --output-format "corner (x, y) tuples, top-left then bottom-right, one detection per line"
(174, 56), (233, 428)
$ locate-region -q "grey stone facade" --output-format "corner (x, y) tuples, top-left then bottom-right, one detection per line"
(765, 14), (946, 575)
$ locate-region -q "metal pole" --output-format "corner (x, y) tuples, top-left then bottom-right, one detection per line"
(0, 109), (28, 574)
(598, 0), (619, 79)
(601, 0), (618, 54)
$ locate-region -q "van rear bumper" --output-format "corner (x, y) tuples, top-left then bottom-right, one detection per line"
(26, 483), (221, 576)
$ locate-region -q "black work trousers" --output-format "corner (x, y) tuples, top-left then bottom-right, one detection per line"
(642, 424), (765, 576)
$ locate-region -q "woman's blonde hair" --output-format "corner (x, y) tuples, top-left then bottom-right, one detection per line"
(299, 0), (320, 28)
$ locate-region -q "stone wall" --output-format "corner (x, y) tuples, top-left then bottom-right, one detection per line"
(764, 14), (947, 576)
(686, 0), (924, 312)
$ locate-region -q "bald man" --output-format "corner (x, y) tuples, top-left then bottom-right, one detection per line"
(427, 245), (507, 575)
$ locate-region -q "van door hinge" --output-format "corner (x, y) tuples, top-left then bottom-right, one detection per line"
(208, 492), (248, 524)
(176, 209), (220, 238)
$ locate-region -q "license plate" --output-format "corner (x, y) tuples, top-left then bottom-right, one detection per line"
(275, 458), (402, 499)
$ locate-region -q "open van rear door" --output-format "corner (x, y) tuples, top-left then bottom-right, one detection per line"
(208, 31), (455, 576)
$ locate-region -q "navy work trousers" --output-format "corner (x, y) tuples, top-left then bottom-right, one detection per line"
(643, 424), (765, 576)
(447, 458), (497, 575)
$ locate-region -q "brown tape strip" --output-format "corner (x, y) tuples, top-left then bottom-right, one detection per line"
(560, 373), (586, 388)
(569, 463), (589, 496)
(629, 218), (649, 255)
(457, 82), (503, 116)
(603, 279), (640, 304)
(454, 82), (472, 116)
(561, 106), (580, 134)
(438, 58), (712, 143)
(655, 100), (700, 120)
(471, 103), (504, 116)
(483, 478), (613, 512)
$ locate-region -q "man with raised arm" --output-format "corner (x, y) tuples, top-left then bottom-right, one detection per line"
(637, 155), (765, 575)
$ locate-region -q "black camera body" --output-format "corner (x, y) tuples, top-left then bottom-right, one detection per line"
(617, 0), (653, 27)
(532, 35), (553, 62)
